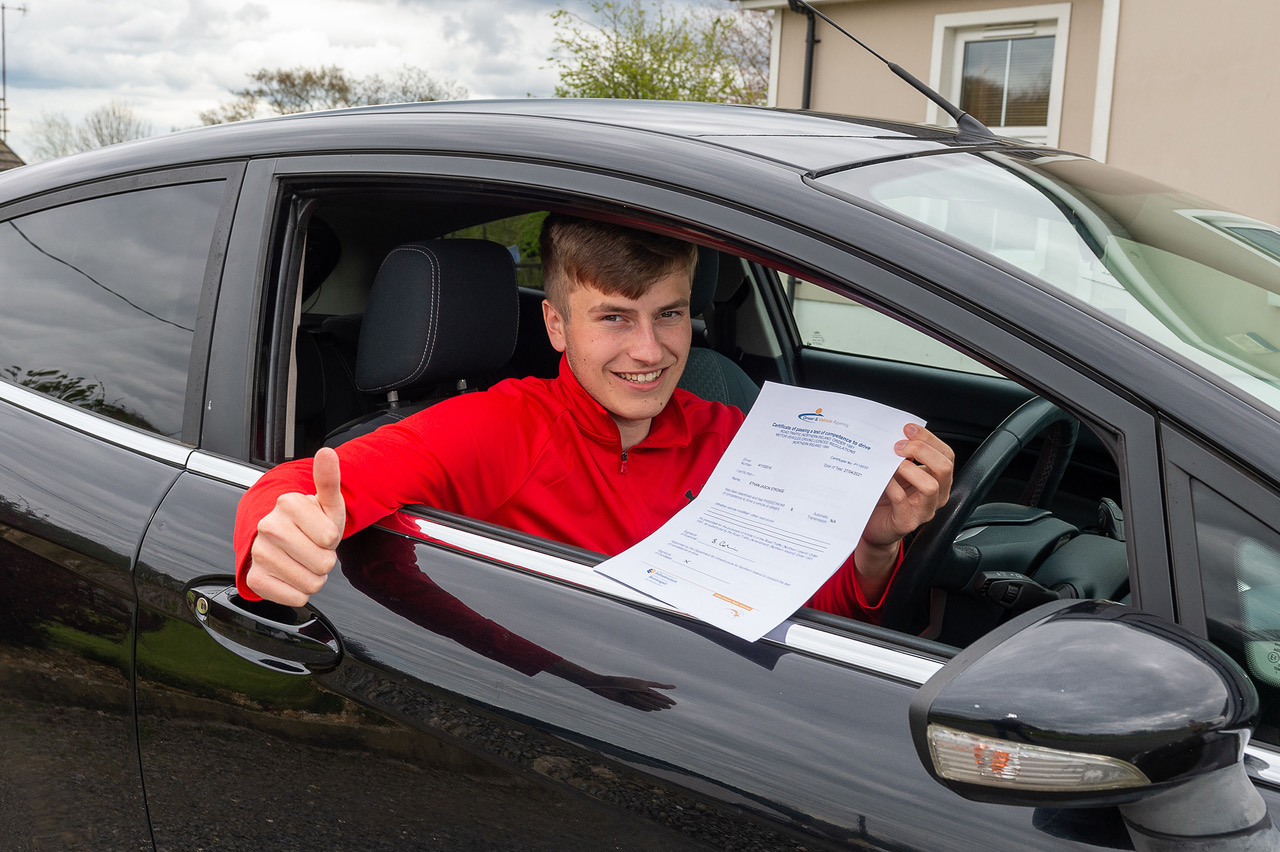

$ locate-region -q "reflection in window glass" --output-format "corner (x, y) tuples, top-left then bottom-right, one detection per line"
(1193, 482), (1280, 745)
(0, 181), (223, 439)
(816, 153), (1280, 416)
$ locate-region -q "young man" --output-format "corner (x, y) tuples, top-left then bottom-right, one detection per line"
(234, 215), (954, 624)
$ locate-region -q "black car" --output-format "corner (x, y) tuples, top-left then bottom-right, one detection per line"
(3, 99), (1279, 851)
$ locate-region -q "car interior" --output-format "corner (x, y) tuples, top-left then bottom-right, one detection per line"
(260, 184), (1132, 651)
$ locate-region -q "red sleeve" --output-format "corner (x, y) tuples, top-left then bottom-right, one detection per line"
(233, 387), (541, 599)
(804, 544), (904, 625)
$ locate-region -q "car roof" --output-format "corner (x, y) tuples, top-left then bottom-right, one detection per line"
(0, 99), (1020, 203)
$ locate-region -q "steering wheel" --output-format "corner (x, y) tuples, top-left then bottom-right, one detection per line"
(877, 397), (1079, 634)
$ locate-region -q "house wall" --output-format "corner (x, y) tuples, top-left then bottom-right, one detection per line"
(771, 0), (1104, 154)
(1107, 0), (1280, 222)
(756, 0), (1280, 224)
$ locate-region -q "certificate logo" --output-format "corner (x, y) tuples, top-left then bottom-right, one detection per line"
(798, 407), (834, 424)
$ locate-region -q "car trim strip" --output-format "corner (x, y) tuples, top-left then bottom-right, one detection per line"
(401, 514), (946, 684)
(768, 622), (945, 684)
(187, 460), (948, 684)
(0, 379), (193, 466)
(399, 514), (675, 610)
(1246, 745), (1280, 787)
(186, 451), (265, 488)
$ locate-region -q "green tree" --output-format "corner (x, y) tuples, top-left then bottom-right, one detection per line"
(199, 65), (468, 125)
(28, 100), (152, 161)
(548, 0), (770, 104)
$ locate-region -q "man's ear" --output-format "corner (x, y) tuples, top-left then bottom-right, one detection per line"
(542, 299), (568, 353)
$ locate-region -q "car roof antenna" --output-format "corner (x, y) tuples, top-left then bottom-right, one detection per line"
(785, 0), (999, 145)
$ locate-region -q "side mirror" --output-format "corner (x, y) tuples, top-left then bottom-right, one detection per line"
(910, 599), (1278, 851)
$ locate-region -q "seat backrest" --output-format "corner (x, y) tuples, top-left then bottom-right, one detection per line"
(325, 239), (519, 445)
(677, 246), (759, 412)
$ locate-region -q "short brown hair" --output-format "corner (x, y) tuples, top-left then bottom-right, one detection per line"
(540, 214), (698, 314)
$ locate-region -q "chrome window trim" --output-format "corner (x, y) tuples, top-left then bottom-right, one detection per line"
(190, 475), (945, 683)
(1246, 743), (1280, 787)
(403, 514), (945, 684)
(186, 451), (264, 489)
(767, 621), (944, 685)
(401, 514), (673, 610)
(0, 379), (192, 466)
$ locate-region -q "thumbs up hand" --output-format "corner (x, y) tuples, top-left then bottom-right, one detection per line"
(246, 448), (348, 606)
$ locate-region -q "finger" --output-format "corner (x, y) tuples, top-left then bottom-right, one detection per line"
(313, 447), (346, 527)
(895, 439), (955, 486)
(263, 493), (344, 554)
(250, 530), (337, 586)
(893, 459), (943, 501)
(898, 425), (956, 460)
(245, 557), (325, 606)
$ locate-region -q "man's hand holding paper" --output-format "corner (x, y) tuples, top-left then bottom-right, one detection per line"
(853, 422), (954, 605)
(596, 382), (954, 641)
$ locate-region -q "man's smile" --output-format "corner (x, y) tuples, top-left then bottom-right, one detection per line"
(617, 369), (665, 384)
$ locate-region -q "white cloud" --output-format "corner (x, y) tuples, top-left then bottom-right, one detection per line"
(3, 0), (651, 157)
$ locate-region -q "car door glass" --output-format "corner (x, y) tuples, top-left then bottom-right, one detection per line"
(1191, 481), (1280, 745)
(0, 181), (223, 439)
(787, 275), (998, 375)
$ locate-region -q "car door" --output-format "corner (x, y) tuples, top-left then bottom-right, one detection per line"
(0, 166), (238, 850)
(126, 149), (1195, 850)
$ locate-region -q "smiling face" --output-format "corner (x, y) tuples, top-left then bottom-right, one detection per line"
(542, 270), (693, 449)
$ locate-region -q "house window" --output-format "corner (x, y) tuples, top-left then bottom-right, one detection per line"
(929, 5), (1070, 146)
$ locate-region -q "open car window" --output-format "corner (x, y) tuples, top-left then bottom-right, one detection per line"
(256, 181), (1132, 658)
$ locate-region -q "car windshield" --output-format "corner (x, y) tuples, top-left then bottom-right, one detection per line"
(817, 150), (1280, 416)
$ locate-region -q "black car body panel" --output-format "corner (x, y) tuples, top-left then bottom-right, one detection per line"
(3, 99), (1280, 850)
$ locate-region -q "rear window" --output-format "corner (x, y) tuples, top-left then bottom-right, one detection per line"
(0, 180), (223, 439)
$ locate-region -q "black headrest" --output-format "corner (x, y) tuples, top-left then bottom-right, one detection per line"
(691, 245), (719, 317)
(355, 239), (518, 395)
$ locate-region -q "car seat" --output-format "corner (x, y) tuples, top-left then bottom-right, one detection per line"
(324, 238), (519, 446)
(676, 247), (760, 412)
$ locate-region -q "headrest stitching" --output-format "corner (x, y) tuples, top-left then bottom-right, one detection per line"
(363, 244), (441, 393)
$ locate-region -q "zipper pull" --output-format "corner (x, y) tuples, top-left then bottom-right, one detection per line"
(620, 450), (628, 474)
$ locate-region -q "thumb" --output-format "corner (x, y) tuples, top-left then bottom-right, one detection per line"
(313, 447), (346, 528)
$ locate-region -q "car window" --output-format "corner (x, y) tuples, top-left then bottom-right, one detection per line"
(816, 152), (1280, 417)
(263, 185), (1130, 656)
(787, 275), (999, 376)
(1191, 481), (1280, 745)
(0, 181), (224, 439)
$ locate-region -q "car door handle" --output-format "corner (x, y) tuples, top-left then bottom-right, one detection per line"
(185, 581), (341, 675)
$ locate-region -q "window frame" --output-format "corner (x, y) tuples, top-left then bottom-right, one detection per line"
(927, 4), (1072, 147)
(212, 151), (1173, 659)
(0, 163), (244, 449)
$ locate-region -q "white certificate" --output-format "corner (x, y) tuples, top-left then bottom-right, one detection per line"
(597, 381), (920, 641)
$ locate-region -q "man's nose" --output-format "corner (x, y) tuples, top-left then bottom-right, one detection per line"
(628, 320), (664, 363)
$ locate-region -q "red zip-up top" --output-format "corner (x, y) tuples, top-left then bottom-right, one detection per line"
(233, 357), (889, 621)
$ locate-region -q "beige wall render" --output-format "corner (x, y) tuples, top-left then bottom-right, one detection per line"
(1106, 0), (1280, 223)
(742, 0), (1280, 223)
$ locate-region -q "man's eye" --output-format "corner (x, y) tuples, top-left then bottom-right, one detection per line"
(659, 311), (685, 320)
(600, 314), (623, 323)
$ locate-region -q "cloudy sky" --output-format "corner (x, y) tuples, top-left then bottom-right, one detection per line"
(3, 0), (709, 160)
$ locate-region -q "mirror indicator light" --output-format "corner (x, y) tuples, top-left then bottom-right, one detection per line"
(927, 724), (1150, 792)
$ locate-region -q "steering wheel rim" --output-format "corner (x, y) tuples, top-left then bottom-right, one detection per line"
(877, 397), (1079, 634)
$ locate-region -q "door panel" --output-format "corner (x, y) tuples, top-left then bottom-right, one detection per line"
(136, 466), (1129, 850)
(0, 398), (172, 851)
(135, 473), (725, 851)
